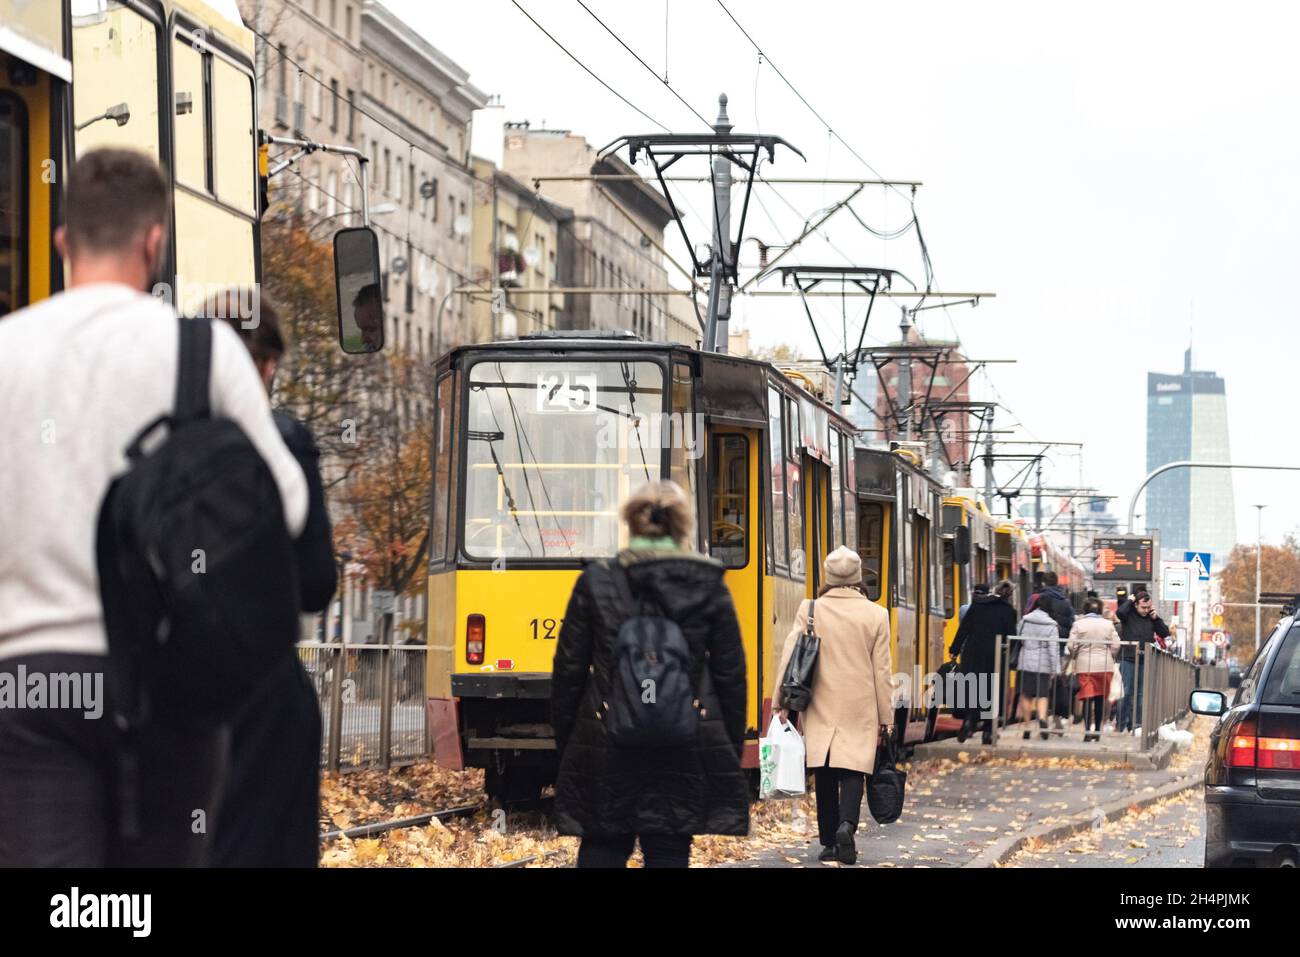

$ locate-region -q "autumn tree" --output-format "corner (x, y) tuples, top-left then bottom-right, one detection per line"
(1217, 536), (1300, 661)
(259, 207), (435, 640)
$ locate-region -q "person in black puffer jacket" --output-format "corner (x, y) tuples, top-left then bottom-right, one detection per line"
(949, 580), (1019, 744)
(551, 480), (749, 868)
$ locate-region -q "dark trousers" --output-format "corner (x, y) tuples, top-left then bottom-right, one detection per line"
(212, 654), (322, 867)
(0, 653), (224, 867)
(577, 833), (693, 868)
(1117, 658), (1143, 731)
(1082, 696), (1105, 733)
(812, 765), (865, 847)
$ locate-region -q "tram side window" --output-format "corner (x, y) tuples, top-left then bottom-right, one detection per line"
(709, 434), (748, 569)
(829, 430), (843, 547)
(842, 434), (856, 551)
(858, 502), (883, 601)
(941, 539), (955, 618)
(212, 58), (257, 216)
(768, 386), (787, 571)
(0, 94), (25, 317)
(73, 2), (161, 161)
(898, 485), (912, 604)
(172, 37), (209, 191)
(783, 396), (804, 577)
(669, 361), (697, 508)
(430, 374), (455, 566)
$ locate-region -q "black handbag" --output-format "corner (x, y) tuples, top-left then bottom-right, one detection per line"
(778, 599), (820, 712)
(867, 729), (907, 824)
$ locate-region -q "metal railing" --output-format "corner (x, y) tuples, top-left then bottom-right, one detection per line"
(296, 642), (430, 771)
(1195, 662), (1232, 691)
(981, 634), (1196, 751)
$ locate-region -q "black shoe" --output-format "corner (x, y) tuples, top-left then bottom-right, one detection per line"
(1084, 733), (1099, 743)
(818, 845), (837, 862)
(1039, 719), (1050, 741)
(981, 733), (993, 746)
(1022, 730), (1031, 740)
(957, 720), (972, 743)
(835, 822), (857, 865)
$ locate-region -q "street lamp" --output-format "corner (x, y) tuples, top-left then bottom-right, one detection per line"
(1254, 504), (1267, 651)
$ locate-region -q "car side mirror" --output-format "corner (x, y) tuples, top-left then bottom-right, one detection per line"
(1189, 689), (1226, 716)
(953, 525), (970, 566)
(334, 226), (385, 354)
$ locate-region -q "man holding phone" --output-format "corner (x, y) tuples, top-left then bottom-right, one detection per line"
(1114, 590), (1171, 734)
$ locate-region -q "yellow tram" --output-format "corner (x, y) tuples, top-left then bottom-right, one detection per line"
(425, 333), (868, 799)
(1, 0), (265, 316)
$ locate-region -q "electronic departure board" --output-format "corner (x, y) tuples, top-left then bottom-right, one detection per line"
(1093, 537), (1154, 581)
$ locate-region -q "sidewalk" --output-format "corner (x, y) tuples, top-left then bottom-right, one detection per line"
(731, 751), (1191, 868)
(913, 720), (1176, 770)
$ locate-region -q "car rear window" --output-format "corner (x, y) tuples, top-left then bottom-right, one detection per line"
(1262, 624), (1300, 704)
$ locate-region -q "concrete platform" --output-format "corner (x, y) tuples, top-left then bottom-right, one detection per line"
(912, 723), (1174, 770)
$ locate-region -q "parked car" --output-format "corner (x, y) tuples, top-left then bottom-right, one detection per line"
(1190, 615), (1300, 867)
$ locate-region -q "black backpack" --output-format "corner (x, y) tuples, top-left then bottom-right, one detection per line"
(599, 559), (700, 748)
(95, 317), (300, 726)
(779, 600), (821, 712)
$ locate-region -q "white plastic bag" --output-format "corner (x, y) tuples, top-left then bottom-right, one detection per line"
(759, 715), (806, 799)
(1108, 665), (1124, 704)
(1158, 722), (1195, 750)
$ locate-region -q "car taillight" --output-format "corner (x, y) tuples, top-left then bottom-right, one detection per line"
(1225, 718), (1258, 768)
(1258, 736), (1300, 770)
(466, 614), (485, 665)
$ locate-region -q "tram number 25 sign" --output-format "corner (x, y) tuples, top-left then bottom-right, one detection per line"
(536, 372), (598, 413)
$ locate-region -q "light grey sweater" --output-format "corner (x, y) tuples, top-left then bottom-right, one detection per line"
(0, 283), (307, 660)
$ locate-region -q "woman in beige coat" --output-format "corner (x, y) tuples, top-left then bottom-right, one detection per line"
(1065, 597), (1121, 742)
(774, 546), (894, 865)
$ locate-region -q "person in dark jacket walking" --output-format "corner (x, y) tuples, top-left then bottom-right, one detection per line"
(207, 290), (335, 867)
(950, 579), (1019, 744)
(1114, 590), (1170, 734)
(551, 480), (749, 868)
(1034, 572), (1077, 729)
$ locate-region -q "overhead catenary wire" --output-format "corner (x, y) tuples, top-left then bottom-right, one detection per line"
(509, 0), (671, 133)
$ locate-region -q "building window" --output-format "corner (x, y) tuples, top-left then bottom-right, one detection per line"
(383, 147), (391, 194)
(329, 0), (337, 29)
(312, 69), (323, 119)
(330, 78), (339, 131)
(346, 88), (355, 140)
(345, 4), (354, 42)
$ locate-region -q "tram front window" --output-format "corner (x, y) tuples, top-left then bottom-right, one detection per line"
(462, 359), (666, 560)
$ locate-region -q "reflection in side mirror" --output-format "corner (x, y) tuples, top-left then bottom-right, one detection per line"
(334, 226), (384, 354)
(953, 525), (971, 566)
(1189, 689), (1226, 716)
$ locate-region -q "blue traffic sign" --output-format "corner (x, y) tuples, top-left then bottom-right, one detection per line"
(1184, 551), (1212, 581)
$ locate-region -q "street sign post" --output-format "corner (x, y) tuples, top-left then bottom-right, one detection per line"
(1184, 551), (1213, 582)
(1160, 562), (1193, 602)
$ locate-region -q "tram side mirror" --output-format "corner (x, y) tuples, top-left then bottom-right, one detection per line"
(953, 525), (971, 566)
(334, 226), (385, 354)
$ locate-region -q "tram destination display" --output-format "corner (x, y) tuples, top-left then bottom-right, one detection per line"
(1093, 536), (1155, 582)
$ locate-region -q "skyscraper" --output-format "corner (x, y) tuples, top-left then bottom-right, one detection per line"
(1145, 348), (1236, 569)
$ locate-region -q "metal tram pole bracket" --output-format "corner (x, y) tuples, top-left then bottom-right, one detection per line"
(597, 130), (805, 281)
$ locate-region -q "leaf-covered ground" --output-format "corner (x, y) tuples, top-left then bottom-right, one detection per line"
(1000, 716), (1211, 868)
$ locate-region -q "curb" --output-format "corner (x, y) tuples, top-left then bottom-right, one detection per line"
(963, 772), (1202, 868)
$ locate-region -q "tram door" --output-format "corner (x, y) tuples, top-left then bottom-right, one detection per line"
(706, 427), (762, 739)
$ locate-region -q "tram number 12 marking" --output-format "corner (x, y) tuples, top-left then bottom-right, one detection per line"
(530, 618), (562, 640)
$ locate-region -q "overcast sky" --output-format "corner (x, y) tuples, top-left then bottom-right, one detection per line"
(387, 0), (1300, 552)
